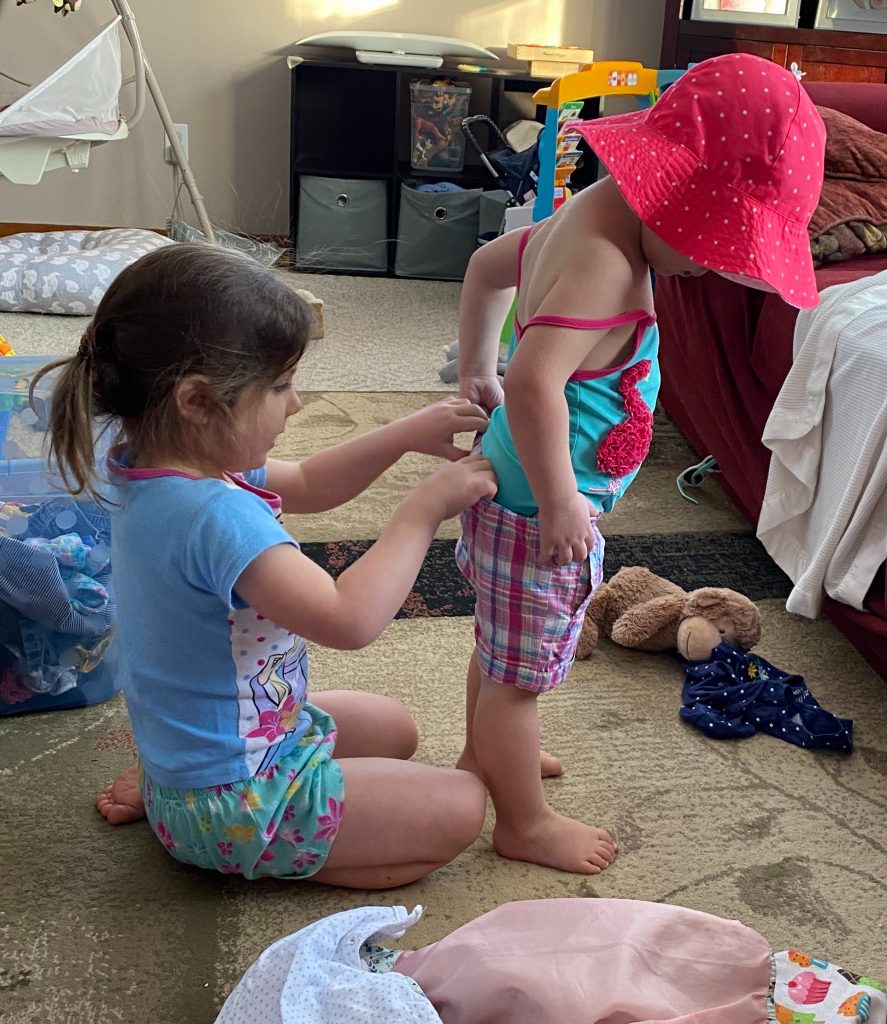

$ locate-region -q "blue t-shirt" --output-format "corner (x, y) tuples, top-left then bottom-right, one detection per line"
(109, 456), (312, 789)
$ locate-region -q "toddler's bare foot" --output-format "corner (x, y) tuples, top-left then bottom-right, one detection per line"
(457, 748), (563, 779)
(493, 809), (617, 874)
(96, 763), (146, 824)
(539, 749), (563, 778)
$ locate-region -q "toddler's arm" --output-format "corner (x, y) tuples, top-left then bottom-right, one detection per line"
(264, 399), (488, 514)
(236, 453), (496, 650)
(506, 323), (607, 564)
(458, 230), (523, 413)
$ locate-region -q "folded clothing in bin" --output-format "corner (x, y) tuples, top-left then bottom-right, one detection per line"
(0, 355), (118, 715)
(0, 496), (114, 708)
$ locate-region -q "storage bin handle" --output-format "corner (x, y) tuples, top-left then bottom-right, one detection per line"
(336, 193), (350, 207)
(433, 206), (448, 221)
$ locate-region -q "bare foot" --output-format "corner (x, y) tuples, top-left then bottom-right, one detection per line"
(457, 748), (563, 779)
(493, 809), (617, 874)
(96, 763), (146, 824)
(539, 749), (563, 778)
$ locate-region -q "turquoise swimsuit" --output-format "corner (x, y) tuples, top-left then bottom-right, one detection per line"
(481, 227), (661, 516)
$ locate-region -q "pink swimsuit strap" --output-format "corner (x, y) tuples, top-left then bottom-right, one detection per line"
(514, 227), (656, 381)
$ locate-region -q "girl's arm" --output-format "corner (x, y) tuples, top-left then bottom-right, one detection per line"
(264, 398), (488, 514)
(457, 230), (523, 413)
(236, 453), (496, 650)
(504, 323), (606, 565)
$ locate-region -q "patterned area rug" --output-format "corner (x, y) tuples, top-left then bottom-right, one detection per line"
(302, 531), (792, 621)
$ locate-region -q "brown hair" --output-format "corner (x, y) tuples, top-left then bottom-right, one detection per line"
(31, 244), (313, 499)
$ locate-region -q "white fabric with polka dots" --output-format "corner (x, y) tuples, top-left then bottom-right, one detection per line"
(214, 905), (441, 1024)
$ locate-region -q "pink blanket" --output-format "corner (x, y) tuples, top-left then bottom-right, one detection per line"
(394, 898), (772, 1024)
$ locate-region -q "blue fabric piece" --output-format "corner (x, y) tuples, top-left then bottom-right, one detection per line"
(0, 535), (113, 636)
(675, 643), (853, 752)
(18, 618), (78, 674)
(62, 572), (108, 614)
(25, 534), (109, 615)
(23, 497), (111, 546)
(414, 181), (464, 192)
(0, 497), (115, 699)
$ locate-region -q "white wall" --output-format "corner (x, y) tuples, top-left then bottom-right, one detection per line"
(0, 0), (666, 233)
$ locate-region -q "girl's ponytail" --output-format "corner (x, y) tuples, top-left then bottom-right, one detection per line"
(30, 327), (106, 500)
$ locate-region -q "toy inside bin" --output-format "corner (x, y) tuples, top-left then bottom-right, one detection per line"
(0, 356), (118, 716)
(410, 79), (471, 171)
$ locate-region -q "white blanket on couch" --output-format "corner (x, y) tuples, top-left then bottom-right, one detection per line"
(757, 271), (887, 619)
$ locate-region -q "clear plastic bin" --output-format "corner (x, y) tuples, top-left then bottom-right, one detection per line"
(410, 79), (471, 171)
(0, 356), (118, 715)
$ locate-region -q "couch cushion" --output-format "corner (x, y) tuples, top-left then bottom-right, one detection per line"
(807, 105), (887, 264)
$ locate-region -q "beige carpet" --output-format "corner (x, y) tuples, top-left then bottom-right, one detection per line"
(0, 270), (459, 393)
(2, 280), (886, 1023)
(3, 608), (885, 1023)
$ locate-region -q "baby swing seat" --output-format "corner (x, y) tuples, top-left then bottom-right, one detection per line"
(0, 18), (127, 185)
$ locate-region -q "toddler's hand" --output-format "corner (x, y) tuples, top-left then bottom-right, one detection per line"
(409, 452), (497, 522)
(402, 398), (490, 461)
(459, 374), (505, 416)
(538, 492), (596, 566)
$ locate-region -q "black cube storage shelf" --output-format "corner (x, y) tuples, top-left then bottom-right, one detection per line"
(289, 58), (601, 278)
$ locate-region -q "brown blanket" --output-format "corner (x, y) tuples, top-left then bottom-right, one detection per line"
(810, 105), (887, 263)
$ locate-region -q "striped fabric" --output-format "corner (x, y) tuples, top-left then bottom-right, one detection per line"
(456, 498), (604, 693)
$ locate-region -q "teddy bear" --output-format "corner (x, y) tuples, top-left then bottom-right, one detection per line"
(577, 566), (762, 662)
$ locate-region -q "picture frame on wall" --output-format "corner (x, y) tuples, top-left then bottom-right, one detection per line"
(689, 0), (801, 26)
(814, 0), (887, 33)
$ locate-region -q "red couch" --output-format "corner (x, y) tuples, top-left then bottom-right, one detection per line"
(654, 81), (887, 681)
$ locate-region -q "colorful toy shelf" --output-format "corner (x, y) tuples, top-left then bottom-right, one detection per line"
(531, 61), (687, 220)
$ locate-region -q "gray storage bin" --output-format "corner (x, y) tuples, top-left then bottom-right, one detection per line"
(478, 189), (511, 239)
(394, 186), (482, 280)
(296, 176), (388, 272)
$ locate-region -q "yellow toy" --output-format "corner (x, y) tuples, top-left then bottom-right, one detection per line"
(0, 335), (15, 356)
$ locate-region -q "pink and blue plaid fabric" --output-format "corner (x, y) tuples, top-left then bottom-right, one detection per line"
(456, 498), (605, 693)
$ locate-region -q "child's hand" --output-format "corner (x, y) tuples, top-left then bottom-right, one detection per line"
(407, 452), (497, 522)
(403, 397), (490, 461)
(459, 375), (505, 416)
(538, 492), (597, 566)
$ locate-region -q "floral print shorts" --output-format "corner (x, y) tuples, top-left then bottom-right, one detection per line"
(140, 703), (344, 880)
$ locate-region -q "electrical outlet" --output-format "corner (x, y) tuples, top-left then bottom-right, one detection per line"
(164, 123), (189, 164)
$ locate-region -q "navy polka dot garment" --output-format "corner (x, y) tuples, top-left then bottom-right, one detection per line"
(675, 643), (853, 752)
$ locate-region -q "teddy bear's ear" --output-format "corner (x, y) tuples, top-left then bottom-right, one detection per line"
(687, 588), (730, 610)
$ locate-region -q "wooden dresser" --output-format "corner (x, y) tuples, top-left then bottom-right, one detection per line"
(661, 0), (887, 81)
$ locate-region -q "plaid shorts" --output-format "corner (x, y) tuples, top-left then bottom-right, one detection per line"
(456, 498), (605, 693)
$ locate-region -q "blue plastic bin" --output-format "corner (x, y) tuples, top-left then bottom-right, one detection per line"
(0, 356), (118, 715)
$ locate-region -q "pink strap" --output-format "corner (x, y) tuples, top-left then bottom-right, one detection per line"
(511, 230), (656, 380)
(514, 308), (656, 381)
(110, 461), (200, 482)
(229, 472), (282, 513)
(522, 309), (654, 333)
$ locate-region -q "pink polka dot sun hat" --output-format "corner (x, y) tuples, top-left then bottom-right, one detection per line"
(574, 53), (826, 309)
